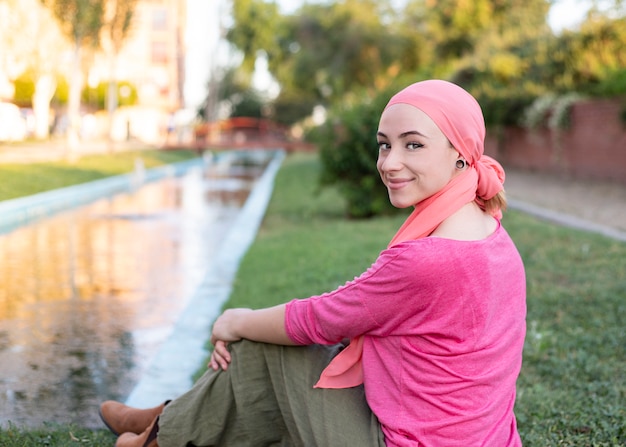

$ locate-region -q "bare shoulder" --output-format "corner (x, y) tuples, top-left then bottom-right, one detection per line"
(430, 202), (498, 241)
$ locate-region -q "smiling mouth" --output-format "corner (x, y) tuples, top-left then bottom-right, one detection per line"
(387, 179), (412, 190)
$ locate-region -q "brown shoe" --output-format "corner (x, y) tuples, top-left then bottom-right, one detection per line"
(99, 400), (170, 436)
(115, 415), (159, 447)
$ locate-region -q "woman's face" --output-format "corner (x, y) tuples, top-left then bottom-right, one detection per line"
(377, 103), (461, 208)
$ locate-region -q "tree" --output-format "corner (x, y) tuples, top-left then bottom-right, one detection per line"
(41, 0), (105, 152)
(213, 66), (264, 118)
(420, 0), (555, 126)
(558, 14), (626, 90)
(407, 0), (494, 63)
(101, 0), (138, 143)
(460, 2), (626, 126)
(403, 0), (551, 73)
(227, 0), (282, 75)
(226, 0), (419, 125)
(0, 0), (68, 138)
(225, 0), (626, 130)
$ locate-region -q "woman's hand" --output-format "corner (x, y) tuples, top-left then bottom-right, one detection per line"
(209, 340), (231, 371)
(208, 305), (293, 370)
(209, 308), (252, 371)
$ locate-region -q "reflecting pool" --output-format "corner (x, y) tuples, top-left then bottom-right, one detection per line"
(0, 151), (271, 428)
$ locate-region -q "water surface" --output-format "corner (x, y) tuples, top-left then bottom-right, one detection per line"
(0, 152), (270, 427)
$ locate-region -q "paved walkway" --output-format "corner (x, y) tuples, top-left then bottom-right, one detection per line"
(504, 168), (626, 241)
(0, 138), (156, 163)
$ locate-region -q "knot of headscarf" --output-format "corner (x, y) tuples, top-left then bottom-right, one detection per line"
(314, 80), (506, 389)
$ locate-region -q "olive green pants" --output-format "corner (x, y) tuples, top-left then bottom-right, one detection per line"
(157, 340), (385, 446)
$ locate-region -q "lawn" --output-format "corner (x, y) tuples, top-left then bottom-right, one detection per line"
(1, 151), (624, 446)
(0, 149), (199, 201)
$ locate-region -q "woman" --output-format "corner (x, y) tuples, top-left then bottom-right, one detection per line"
(100, 80), (526, 446)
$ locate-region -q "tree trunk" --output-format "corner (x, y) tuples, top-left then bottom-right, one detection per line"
(32, 74), (56, 140)
(106, 55), (118, 153)
(67, 43), (83, 159)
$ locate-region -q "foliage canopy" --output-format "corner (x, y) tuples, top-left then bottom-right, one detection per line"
(221, 0), (626, 217)
(40, 0), (106, 48)
(224, 0), (626, 127)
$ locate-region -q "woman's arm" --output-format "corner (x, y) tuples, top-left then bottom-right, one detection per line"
(209, 304), (297, 371)
(211, 304), (295, 345)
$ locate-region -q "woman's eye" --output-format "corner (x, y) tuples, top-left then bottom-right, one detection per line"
(407, 142), (424, 150)
(377, 142), (390, 151)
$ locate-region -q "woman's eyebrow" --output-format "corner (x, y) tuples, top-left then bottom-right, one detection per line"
(377, 130), (427, 138)
(400, 130), (427, 138)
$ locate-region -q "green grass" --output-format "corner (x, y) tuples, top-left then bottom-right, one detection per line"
(1, 151), (624, 445)
(504, 214), (625, 445)
(0, 423), (115, 446)
(0, 149), (198, 201)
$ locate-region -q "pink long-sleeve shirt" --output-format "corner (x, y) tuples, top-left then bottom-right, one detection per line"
(285, 223), (526, 447)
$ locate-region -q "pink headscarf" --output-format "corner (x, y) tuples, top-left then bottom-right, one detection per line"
(315, 80), (506, 389)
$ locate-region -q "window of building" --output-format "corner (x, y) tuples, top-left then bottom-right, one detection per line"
(152, 8), (168, 31)
(151, 41), (168, 64)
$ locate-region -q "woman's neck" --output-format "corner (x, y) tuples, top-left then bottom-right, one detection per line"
(429, 202), (498, 241)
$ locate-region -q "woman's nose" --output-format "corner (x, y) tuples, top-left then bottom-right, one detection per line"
(379, 147), (403, 171)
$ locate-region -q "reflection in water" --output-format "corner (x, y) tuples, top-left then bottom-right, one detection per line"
(0, 152), (269, 428)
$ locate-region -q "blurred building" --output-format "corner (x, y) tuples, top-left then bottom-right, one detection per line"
(91, 0), (188, 143)
(93, 0), (187, 113)
(0, 0), (190, 144)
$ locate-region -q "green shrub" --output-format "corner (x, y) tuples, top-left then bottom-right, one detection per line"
(585, 69), (626, 124)
(272, 92), (319, 126)
(12, 70), (36, 107)
(82, 81), (138, 110)
(309, 86), (401, 218)
(476, 94), (534, 128)
(587, 68), (626, 97)
(14, 70), (70, 108)
(451, 67), (538, 127)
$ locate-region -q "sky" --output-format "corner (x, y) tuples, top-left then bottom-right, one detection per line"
(547, 0), (593, 31)
(277, 0), (592, 31)
(183, 0), (216, 109)
(183, 0), (593, 110)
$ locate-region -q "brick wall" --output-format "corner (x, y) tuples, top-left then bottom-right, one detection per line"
(485, 98), (626, 184)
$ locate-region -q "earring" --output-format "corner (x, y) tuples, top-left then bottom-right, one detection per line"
(455, 159), (466, 170)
